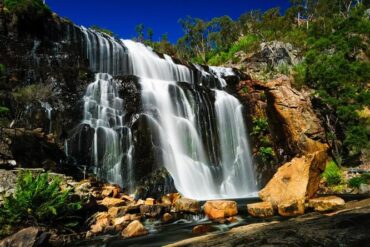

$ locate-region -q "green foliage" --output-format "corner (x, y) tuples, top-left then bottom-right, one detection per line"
(0, 171), (82, 235)
(292, 62), (306, 89)
(322, 161), (343, 186)
(348, 173), (370, 188)
(259, 146), (275, 163)
(0, 106), (10, 116)
(4, 0), (50, 16)
(302, 6), (370, 160)
(135, 23), (145, 42)
(4, 0), (48, 11)
(90, 25), (115, 37)
(251, 117), (269, 136)
(12, 84), (51, 103)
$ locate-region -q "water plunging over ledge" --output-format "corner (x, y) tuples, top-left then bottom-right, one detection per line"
(70, 27), (257, 199)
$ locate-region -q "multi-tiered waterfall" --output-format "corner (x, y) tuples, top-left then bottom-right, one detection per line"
(70, 27), (257, 199)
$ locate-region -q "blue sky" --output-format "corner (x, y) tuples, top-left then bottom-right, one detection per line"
(47, 0), (291, 43)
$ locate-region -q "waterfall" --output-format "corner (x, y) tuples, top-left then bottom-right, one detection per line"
(76, 27), (257, 199)
(214, 90), (256, 196)
(39, 101), (52, 133)
(82, 73), (133, 190)
(80, 27), (128, 76)
(121, 40), (257, 199)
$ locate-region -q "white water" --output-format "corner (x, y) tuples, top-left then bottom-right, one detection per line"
(82, 73), (133, 190)
(80, 27), (127, 75)
(39, 101), (52, 133)
(214, 90), (257, 196)
(77, 27), (257, 199)
(122, 40), (194, 82)
(121, 39), (257, 199)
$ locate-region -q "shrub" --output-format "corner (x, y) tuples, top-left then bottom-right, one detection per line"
(348, 173), (370, 188)
(292, 62), (306, 89)
(0, 106), (10, 116)
(12, 84), (51, 103)
(259, 146), (275, 163)
(4, 0), (50, 13)
(228, 34), (260, 55)
(322, 161), (343, 186)
(4, 0), (51, 35)
(90, 25), (116, 37)
(0, 171), (82, 234)
(251, 117), (269, 136)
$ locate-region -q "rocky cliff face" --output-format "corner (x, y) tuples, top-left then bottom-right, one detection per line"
(0, 6), (329, 197)
(236, 75), (327, 187)
(0, 6), (95, 170)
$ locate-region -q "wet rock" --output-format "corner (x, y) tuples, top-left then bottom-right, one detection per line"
(247, 201), (274, 218)
(359, 184), (370, 194)
(108, 205), (140, 218)
(98, 197), (126, 208)
(145, 198), (155, 205)
(192, 225), (211, 235)
(121, 194), (135, 202)
(277, 199), (305, 217)
(121, 220), (148, 239)
(203, 200), (238, 220)
(140, 204), (166, 218)
(161, 194), (172, 205)
(174, 198), (200, 214)
(74, 180), (92, 197)
(162, 213), (173, 223)
(308, 196), (345, 212)
(259, 150), (328, 207)
(101, 185), (121, 198)
(0, 227), (47, 247)
(89, 212), (111, 235)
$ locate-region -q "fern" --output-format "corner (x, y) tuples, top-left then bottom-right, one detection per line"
(0, 171), (82, 232)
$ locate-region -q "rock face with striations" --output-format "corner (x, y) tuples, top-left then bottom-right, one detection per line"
(237, 75), (327, 188)
(264, 76), (327, 155)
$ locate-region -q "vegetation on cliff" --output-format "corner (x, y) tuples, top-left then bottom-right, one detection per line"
(137, 1), (370, 166)
(0, 171), (82, 237)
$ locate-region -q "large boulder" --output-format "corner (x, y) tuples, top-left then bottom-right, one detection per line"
(247, 201), (274, 218)
(0, 227), (47, 247)
(259, 150), (328, 207)
(203, 200), (238, 220)
(244, 41), (301, 77)
(140, 204), (167, 218)
(277, 199), (305, 217)
(174, 198), (200, 214)
(121, 220), (148, 239)
(308, 196), (345, 212)
(98, 197), (126, 208)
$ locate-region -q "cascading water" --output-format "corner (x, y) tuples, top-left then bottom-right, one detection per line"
(39, 101), (52, 133)
(121, 39), (257, 199)
(214, 90), (256, 196)
(82, 73), (133, 190)
(75, 27), (257, 199)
